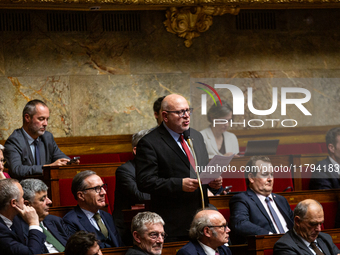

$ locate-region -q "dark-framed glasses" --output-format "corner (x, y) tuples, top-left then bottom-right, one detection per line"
(165, 108), (193, 118)
(207, 224), (228, 232)
(81, 183), (107, 193)
(0, 159), (6, 166)
(148, 232), (168, 240)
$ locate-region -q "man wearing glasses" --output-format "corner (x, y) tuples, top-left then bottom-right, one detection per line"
(126, 211), (165, 255)
(63, 170), (124, 248)
(136, 94), (220, 241)
(176, 209), (232, 255)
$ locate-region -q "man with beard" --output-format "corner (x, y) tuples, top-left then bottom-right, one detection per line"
(4, 99), (74, 179)
(63, 170), (123, 248)
(126, 212), (165, 255)
(274, 199), (340, 255)
(229, 156), (294, 244)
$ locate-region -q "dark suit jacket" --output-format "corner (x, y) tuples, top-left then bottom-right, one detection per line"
(0, 216), (46, 255)
(309, 158), (340, 190)
(113, 159), (150, 245)
(4, 128), (68, 179)
(125, 246), (149, 255)
(273, 230), (340, 255)
(229, 188), (294, 244)
(15, 214), (70, 248)
(135, 124), (209, 239)
(176, 240), (232, 255)
(63, 205), (123, 248)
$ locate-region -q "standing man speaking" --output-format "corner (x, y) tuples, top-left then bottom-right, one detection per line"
(5, 99), (74, 179)
(135, 94), (220, 241)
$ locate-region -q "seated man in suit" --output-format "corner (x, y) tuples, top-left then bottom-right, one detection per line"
(309, 127), (340, 190)
(126, 211), (165, 255)
(229, 156), (294, 244)
(0, 178), (47, 255)
(176, 209), (232, 255)
(63, 170), (124, 248)
(65, 231), (102, 255)
(274, 199), (340, 255)
(113, 129), (151, 245)
(4, 99), (77, 179)
(18, 178), (70, 253)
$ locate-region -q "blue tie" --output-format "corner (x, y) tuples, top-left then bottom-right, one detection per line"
(34, 139), (40, 165)
(265, 197), (285, 233)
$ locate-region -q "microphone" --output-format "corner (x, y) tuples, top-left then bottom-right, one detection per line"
(183, 128), (205, 209)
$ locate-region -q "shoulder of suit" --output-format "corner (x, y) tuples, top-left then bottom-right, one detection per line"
(316, 158), (331, 166)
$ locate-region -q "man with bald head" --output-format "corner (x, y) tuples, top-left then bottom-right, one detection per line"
(177, 209), (232, 255)
(136, 94), (218, 241)
(274, 199), (340, 255)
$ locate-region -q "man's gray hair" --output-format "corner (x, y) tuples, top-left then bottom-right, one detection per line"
(0, 144), (4, 151)
(131, 211), (164, 234)
(22, 99), (48, 124)
(294, 199), (323, 220)
(0, 179), (20, 211)
(20, 179), (48, 203)
(71, 170), (97, 200)
(189, 209), (217, 240)
(132, 129), (151, 148)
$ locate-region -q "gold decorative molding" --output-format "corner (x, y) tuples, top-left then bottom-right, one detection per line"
(164, 6), (239, 47)
(1, 0), (340, 10)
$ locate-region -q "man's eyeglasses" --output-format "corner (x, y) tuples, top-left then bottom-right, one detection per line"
(0, 159), (6, 166)
(148, 232), (168, 240)
(165, 108), (193, 118)
(81, 183), (107, 193)
(207, 224), (228, 232)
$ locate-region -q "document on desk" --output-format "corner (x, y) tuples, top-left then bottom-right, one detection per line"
(199, 154), (235, 184)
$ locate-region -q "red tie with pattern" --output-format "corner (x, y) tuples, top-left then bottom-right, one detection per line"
(179, 134), (196, 170)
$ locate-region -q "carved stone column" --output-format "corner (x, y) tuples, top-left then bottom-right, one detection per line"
(164, 6), (240, 47)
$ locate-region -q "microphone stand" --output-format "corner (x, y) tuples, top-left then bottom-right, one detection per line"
(186, 138), (205, 209)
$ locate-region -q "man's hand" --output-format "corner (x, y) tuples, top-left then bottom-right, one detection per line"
(208, 176), (223, 190)
(45, 158), (69, 167)
(182, 178), (199, 192)
(15, 204), (39, 226)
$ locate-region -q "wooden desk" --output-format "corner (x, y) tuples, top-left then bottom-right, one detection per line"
(43, 241), (247, 255)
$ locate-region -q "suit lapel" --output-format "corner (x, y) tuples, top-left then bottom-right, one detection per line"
(247, 189), (276, 233)
(290, 230), (314, 255)
(43, 218), (66, 246)
(272, 194), (293, 229)
(75, 206), (97, 233)
(159, 125), (197, 177)
(317, 235), (332, 255)
(19, 128), (35, 165)
(193, 240), (207, 255)
(206, 127), (219, 153)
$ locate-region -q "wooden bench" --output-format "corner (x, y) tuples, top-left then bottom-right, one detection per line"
(247, 229), (340, 255)
(209, 189), (340, 229)
(41, 241), (248, 255)
(42, 163), (123, 207)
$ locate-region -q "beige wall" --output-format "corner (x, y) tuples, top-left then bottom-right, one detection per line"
(0, 9), (339, 140)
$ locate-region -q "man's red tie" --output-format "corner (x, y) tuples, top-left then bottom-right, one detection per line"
(179, 134), (196, 170)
